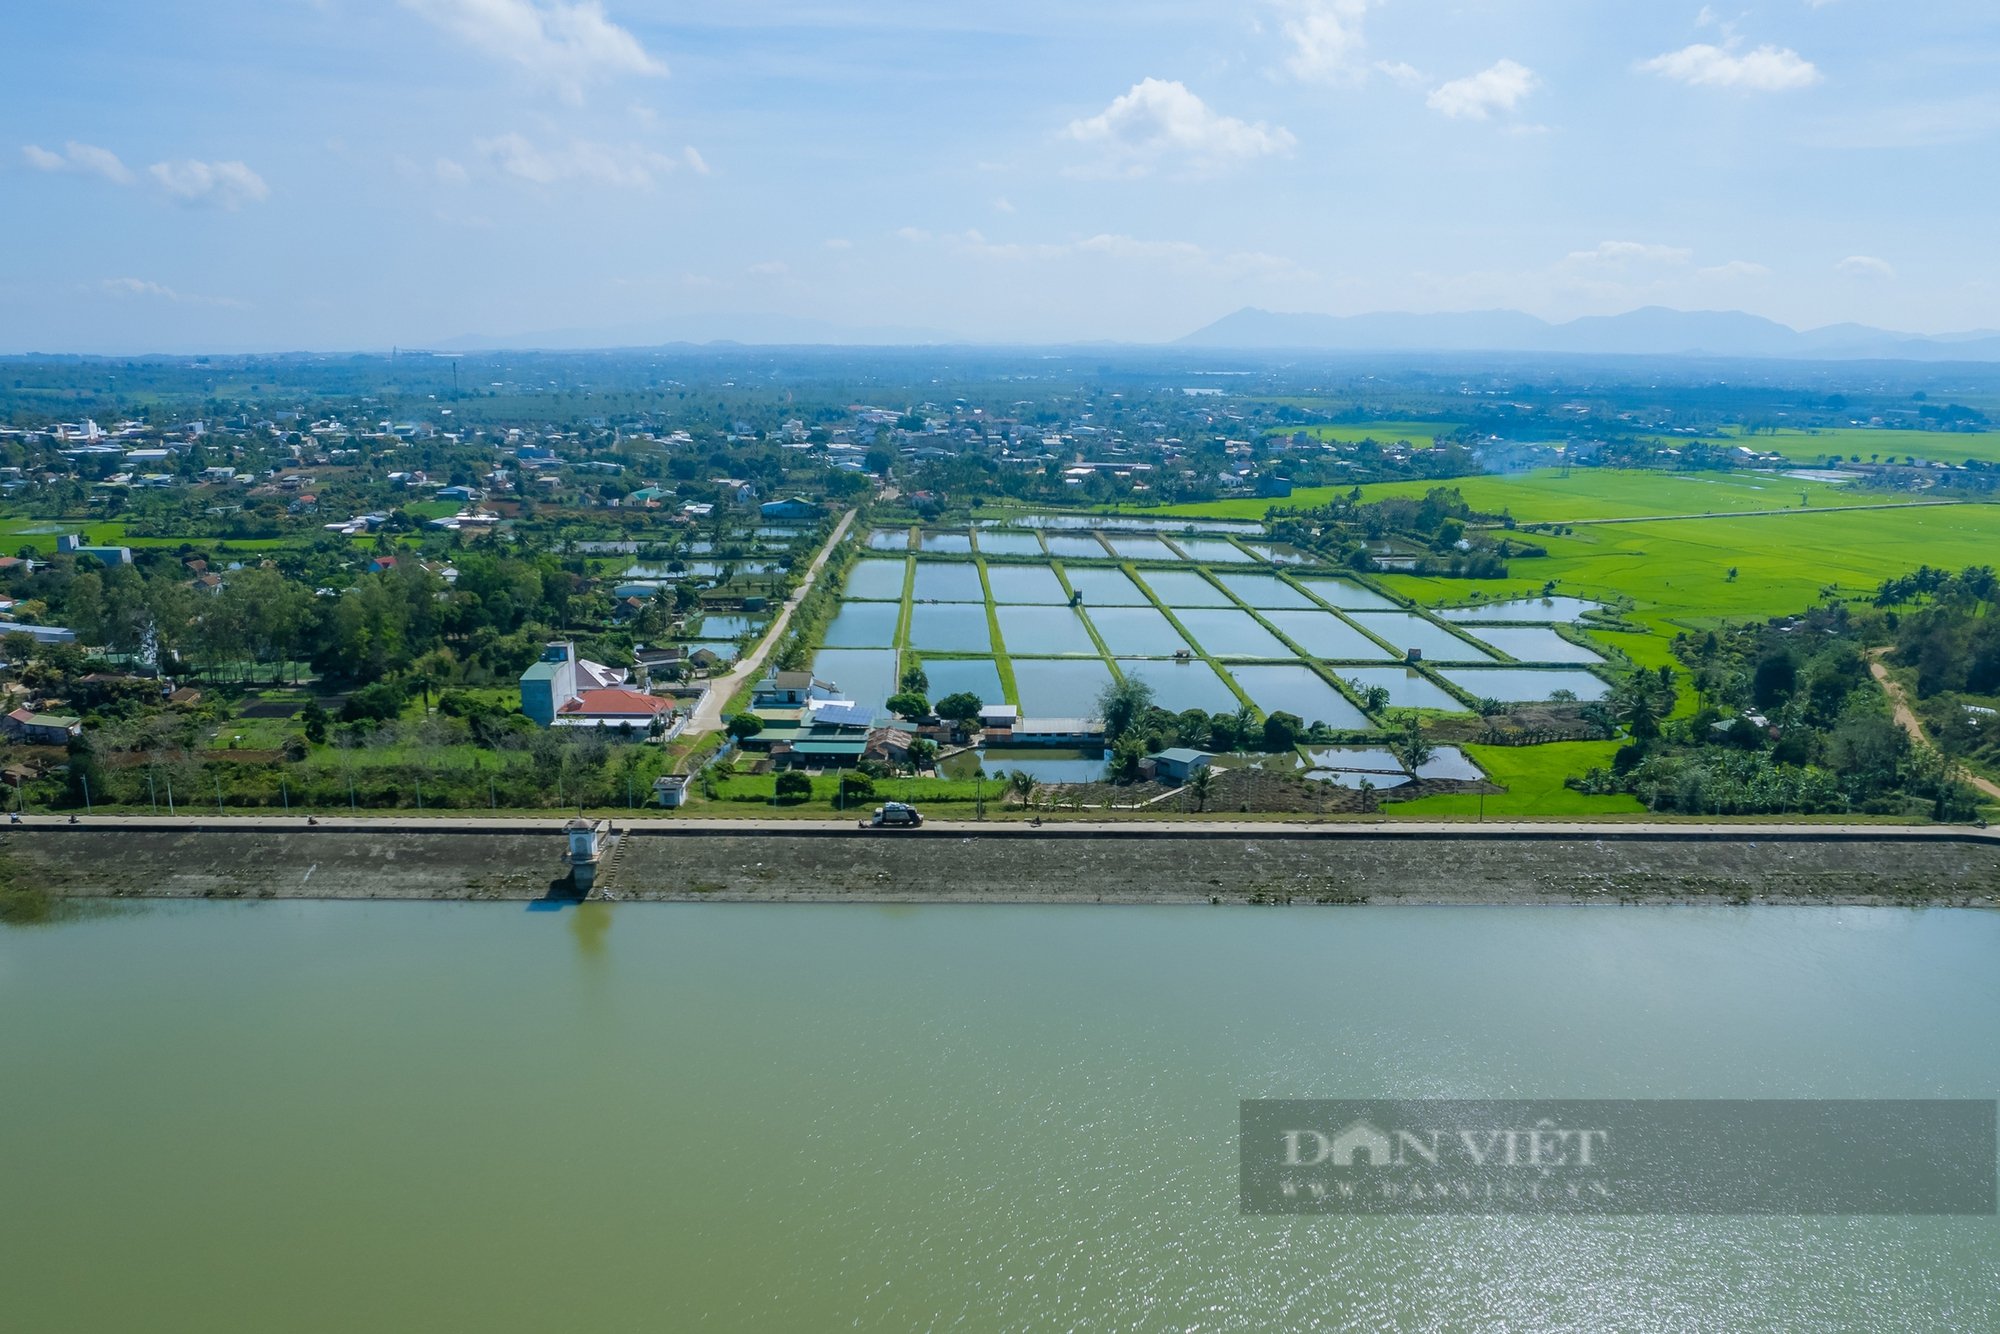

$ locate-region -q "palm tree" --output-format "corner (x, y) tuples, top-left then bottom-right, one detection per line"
(1186, 765), (1215, 813)
(1007, 769), (1035, 808)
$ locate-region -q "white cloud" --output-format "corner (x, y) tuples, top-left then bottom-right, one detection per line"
(823, 237), (854, 250)
(993, 195), (1016, 213)
(21, 140), (136, 184)
(1374, 60), (1427, 91)
(1564, 240), (1696, 268)
(1836, 255), (1895, 280)
(148, 159), (270, 209)
(681, 145), (710, 175)
(747, 260), (788, 276)
(1426, 60), (1539, 120)
(1064, 79), (1294, 176)
(403, 0), (666, 102)
(476, 132), (679, 187)
(100, 277), (245, 307)
(436, 156), (470, 185)
(1641, 43), (1821, 92)
(1275, 0), (1372, 84)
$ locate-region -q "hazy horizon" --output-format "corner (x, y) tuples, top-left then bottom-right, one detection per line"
(5, 2), (1996, 353)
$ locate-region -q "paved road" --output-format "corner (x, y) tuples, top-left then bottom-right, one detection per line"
(17, 813), (1995, 842)
(1869, 649), (2000, 803)
(685, 507), (856, 736)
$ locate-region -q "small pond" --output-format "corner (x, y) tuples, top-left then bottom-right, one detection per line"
(1085, 606), (1189, 656)
(1439, 666), (1611, 703)
(1304, 769), (1412, 789)
(1438, 596), (1604, 624)
(809, 648), (899, 715)
(913, 657), (1005, 706)
(1134, 570), (1235, 608)
(1264, 611), (1396, 662)
(1463, 626), (1604, 665)
(1173, 537), (1256, 564)
(843, 559), (908, 601)
(908, 603), (993, 654)
(866, 529), (911, 551)
(1414, 746), (1484, 781)
(998, 605), (1097, 655)
(1295, 578), (1399, 611)
(973, 531), (1045, 557)
(1215, 572), (1316, 609)
(1011, 659), (1113, 716)
(1173, 608), (1293, 660)
(911, 562), (985, 603)
(942, 747), (1108, 783)
(1336, 667), (1464, 711)
(984, 565), (1069, 604)
(1301, 746), (1406, 773)
(1106, 536), (1181, 562)
(821, 601), (901, 649)
(1228, 665), (1370, 729)
(1043, 534), (1111, 559)
(698, 614), (763, 639)
(1061, 566), (1151, 605)
(1117, 659), (1240, 715)
(1346, 613), (1495, 663)
(917, 531), (973, 554)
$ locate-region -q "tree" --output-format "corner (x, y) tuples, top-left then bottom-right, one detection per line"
(1392, 712), (1433, 771)
(1186, 765), (1215, 813)
(1109, 733), (1147, 783)
(1261, 710), (1305, 752)
(1007, 769), (1035, 807)
(899, 664), (929, 693)
(726, 714), (764, 740)
(300, 699), (330, 745)
(1095, 675), (1156, 741)
(1175, 708), (1211, 749)
(774, 770), (813, 802)
(906, 737), (938, 771)
(835, 771), (874, 804)
(887, 691), (930, 720)
(1355, 682), (1391, 714)
(934, 691), (983, 725)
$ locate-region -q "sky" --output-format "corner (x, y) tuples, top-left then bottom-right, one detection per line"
(3, 0), (1997, 352)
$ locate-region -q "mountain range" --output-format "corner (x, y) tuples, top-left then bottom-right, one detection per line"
(1175, 307), (2000, 361)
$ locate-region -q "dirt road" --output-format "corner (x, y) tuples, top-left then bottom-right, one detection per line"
(686, 508), (856, 735)
(1869, 649), (2000, 803)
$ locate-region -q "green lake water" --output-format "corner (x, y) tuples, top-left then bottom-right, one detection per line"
(3, 903), (1996, 1332)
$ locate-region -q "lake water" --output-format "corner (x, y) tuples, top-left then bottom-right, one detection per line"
(917, 531), (973, 554)
(698, 614), (763, 639)
(866, 528), (910, 550)
(843, 558), (907, 601)
(1228, 664), (1371, 729)
(1117, 658), (1240, 714)
(1086, 605), (1189, 656)
(12, 904), (1990, 1331)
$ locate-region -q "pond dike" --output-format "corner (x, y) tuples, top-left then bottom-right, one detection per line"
(4, 820), (1998, 907)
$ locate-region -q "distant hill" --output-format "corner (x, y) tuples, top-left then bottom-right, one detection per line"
(437, 312), (963, 351)
(1176, 306), (2000, 361)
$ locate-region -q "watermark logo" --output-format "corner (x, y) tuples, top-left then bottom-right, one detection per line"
(1241, 1099), (1996, 1215)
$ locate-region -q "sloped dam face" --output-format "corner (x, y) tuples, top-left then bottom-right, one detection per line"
(6, 826), (1998, 906)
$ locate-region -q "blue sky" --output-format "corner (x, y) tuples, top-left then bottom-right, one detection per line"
(3, 0), (1996, 351)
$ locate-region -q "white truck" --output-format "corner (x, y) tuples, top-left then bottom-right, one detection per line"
(860, 801), (923, 829)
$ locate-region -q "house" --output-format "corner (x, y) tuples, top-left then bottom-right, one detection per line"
(3, 708), (82, 745)
(5, 625), (78, 645)
(1009, 717), (1106, 747)
(1143, 748), (1213, 784)
(56, 534), (133, 566)
(368, 555), (398, 574)
(978, 704), (1020, 732)
(759, 496), (819, 521)
(752, 669), (833, 708)
(436, 485), (479, 503)
(612, 595), (648, 623)
(863, 725), (916, 766)
(519, 640), (650, 729)
(653, 774), (690, 808)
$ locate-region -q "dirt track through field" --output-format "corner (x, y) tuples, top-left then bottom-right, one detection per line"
(1869, 650), (2000, 803)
